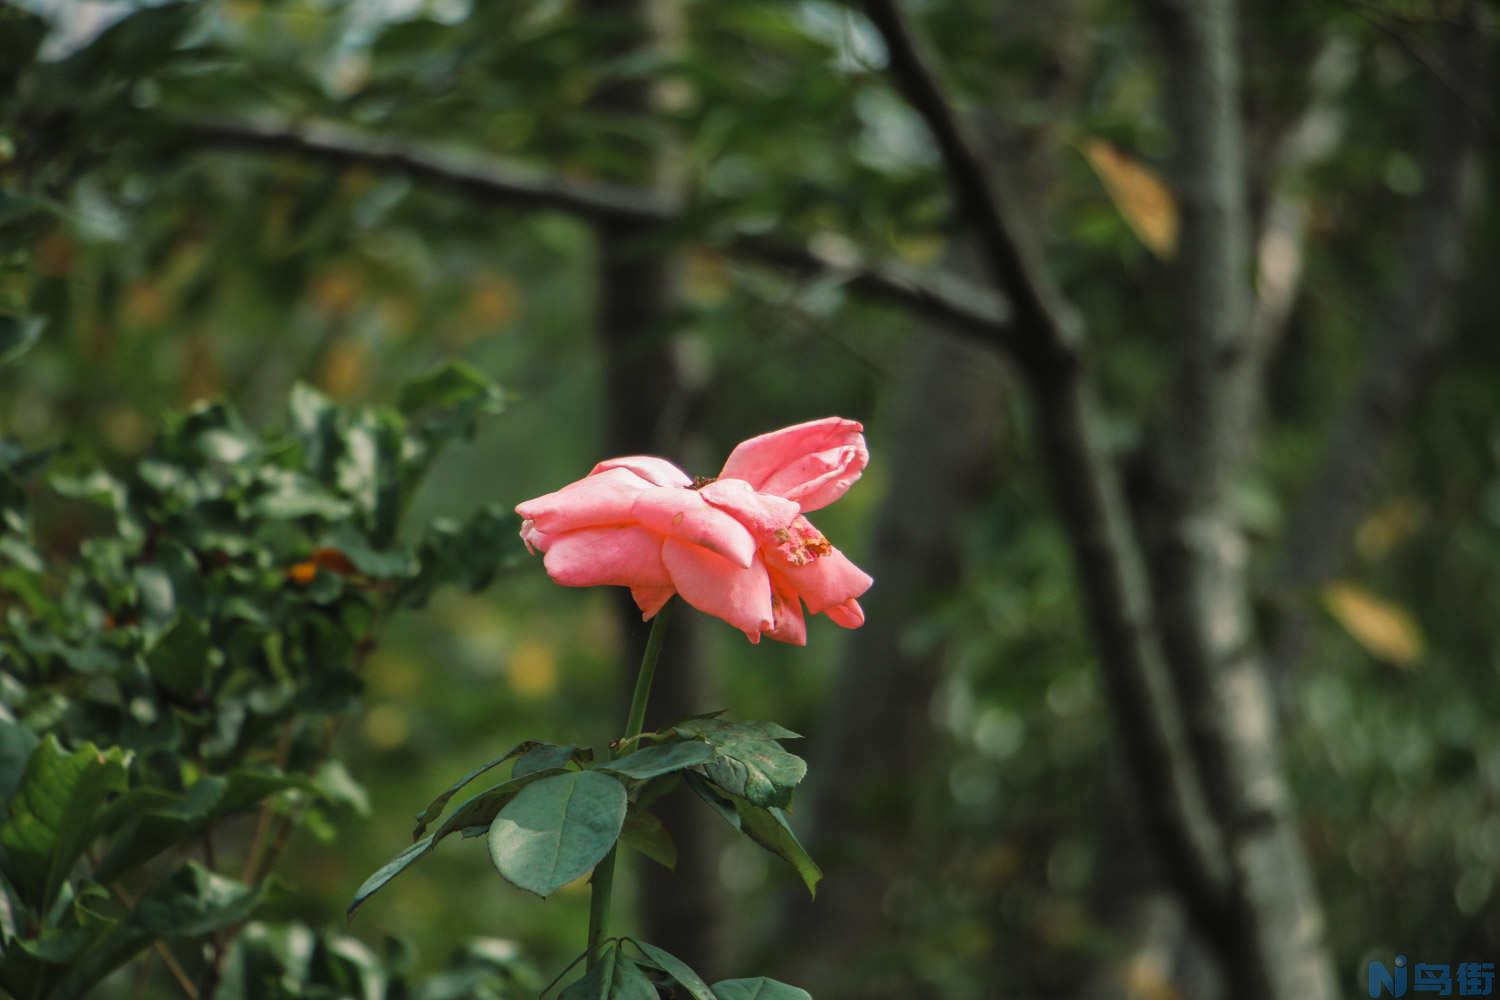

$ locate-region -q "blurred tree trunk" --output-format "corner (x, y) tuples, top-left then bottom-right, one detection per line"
(586, 0), (728, 974)
(767, 331), (1007, 997)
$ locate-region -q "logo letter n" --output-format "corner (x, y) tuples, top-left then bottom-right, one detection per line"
(1369, 957), (1408, 998)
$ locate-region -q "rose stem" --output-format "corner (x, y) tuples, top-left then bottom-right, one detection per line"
(586, 597), (675, 969)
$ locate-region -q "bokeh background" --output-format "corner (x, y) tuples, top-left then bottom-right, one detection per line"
(3, 1), (1499, 997)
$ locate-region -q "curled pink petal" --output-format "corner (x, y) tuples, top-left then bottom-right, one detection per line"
(515, 467), (647, 533)
(661, 539), (773, 642)
(718, 417), (868, 512)
(631, 585), (676, 620)
(764, 583), (807, 646)
(824, 598), (865, 629)
(773, 547), (873, 613)
(519, 520), (552, 554)
(698, 479), (800, 540)
(764, 517), (873, 614)
(541, 526), (671, 588)
(632, 487), (756, 568)
(590, 456), (693, 488)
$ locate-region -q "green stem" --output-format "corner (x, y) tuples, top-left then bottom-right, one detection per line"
(586, 599), (674, 970)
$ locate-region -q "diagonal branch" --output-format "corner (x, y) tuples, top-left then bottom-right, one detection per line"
(858, 0), (1232, 927)
(180, 116), (1012, 344)
(858, 0), (1081, 376)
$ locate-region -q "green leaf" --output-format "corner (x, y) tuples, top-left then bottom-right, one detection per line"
(397, 361), (505, 418)
(412, 742), (536, 840)
(702, 741), (806, 809)
(0, 736), (129, 909)
(513, 743), (578, 779)
(0, 720), (39, 804)
(603, 739), (713, 781)
(313, 759), (370, 816)
(398, 504), (511, 608)
(711, 977), (813, 1000)
(672, 719), (805, 808)
(486, 771), (627, 898)
(316, 523), (418, 579)
(558, 943), (658, 1000)
(352, 768), (564, 917)
(674, 718), (801, 742)
(0, 315), (43, 368)
(133, 863), (263, 936)
(686, 775), (821, 897)
(619, 808), (676, 870)
(94, 769), (317, 883)
(145, 617), (213, 698)
(631, 940), (716, 1000)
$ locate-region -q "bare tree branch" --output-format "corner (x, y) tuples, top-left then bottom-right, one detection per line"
(857, 0), (1233, 928)
(180, 116), (1012, 344)
(859, 0), (1081, 376)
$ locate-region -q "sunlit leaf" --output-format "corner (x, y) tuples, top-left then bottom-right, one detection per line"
(1321, 581), (1424, 667)
(1081, 138), (1178, 258)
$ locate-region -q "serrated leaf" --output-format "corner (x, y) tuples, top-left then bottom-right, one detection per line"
(0, 736), (128, 909)
(712, 978), (813, 1000)
(486, 771), (627, 898)
(672, 720), (805, 808)
(703, 741), (805, 809)
(631, 940), (716, 1000)
(619, 808), (676, 870)
(604, 739), (713, 781)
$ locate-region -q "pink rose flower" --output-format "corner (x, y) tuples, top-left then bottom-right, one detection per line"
(516, 418), (873, 645)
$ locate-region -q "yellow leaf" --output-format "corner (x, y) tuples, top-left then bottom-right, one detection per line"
(1355, 498), (1424, 562)
(1081, 138), (1178, 258)
(1321, 582), (1424, 667)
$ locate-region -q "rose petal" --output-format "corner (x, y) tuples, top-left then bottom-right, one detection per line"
(540, 525), (670, 588)
(769, 543), (873, 614)
(718, 417), (867, 512)
(631, 585), (676, 620)
(632, 487), (756, 568)
(763, 580), (807, 646)
(698, 478), (800, 540)
(515, 467), (648, 533)
(661, 539), (774, 642)
(519, 519), (552, 554)
(823, 597), (865, 629)
(589, 456), (694, 488)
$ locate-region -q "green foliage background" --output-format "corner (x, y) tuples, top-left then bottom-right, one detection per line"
(2, 1), (1499, 997)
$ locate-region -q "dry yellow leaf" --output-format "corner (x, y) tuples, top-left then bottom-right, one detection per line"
(1321, 581), (1424, 667)
(1082, 138), (1178, 258)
